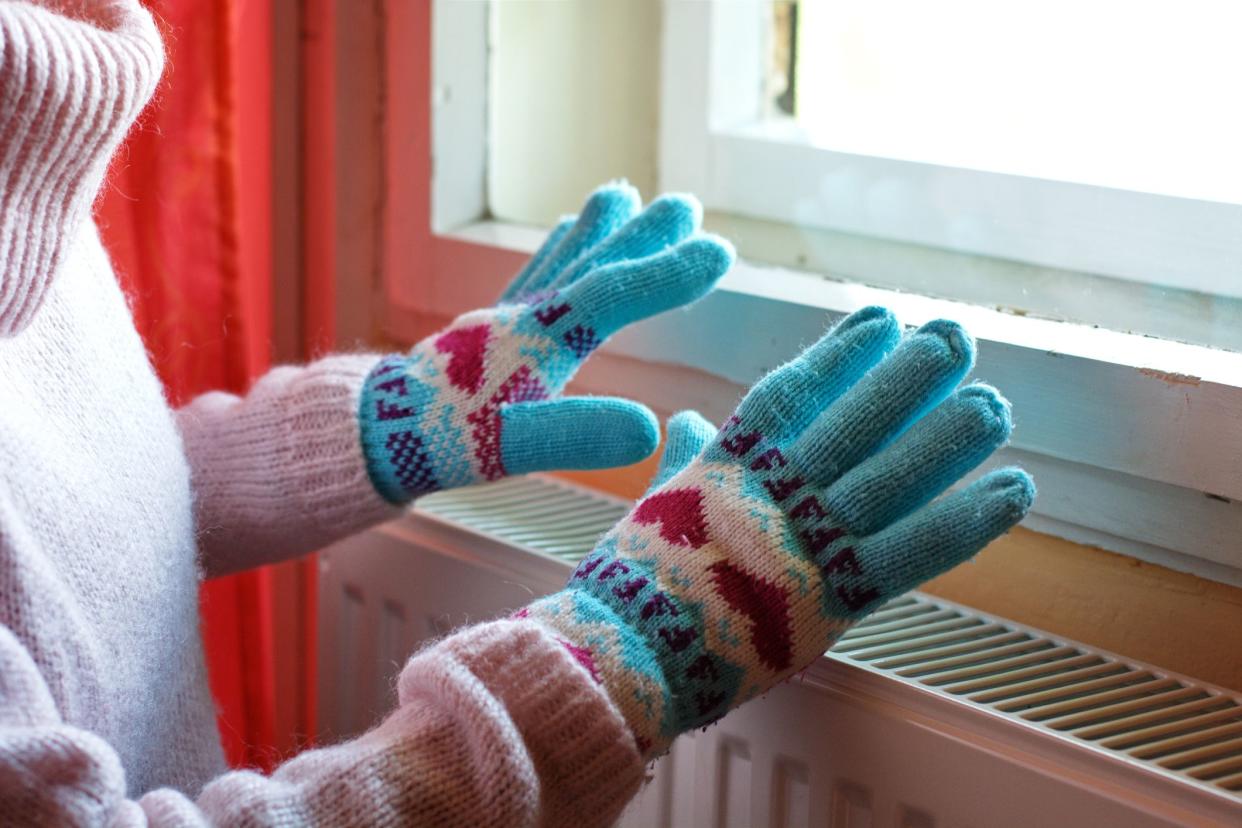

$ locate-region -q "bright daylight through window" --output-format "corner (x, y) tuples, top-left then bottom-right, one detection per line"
(736, 0), (1242, 350)
(775, 1), (1241, 204)
(490, 0), (1242, 353)
(431, 0), (1242, 589)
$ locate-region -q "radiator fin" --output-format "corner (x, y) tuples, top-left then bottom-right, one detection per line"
(419, 476), (628, 561)
(415, 475), (1242, 800)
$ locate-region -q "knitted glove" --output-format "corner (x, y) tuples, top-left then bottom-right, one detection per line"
(525, 306), (1036, 757)
(359, 183), (734, 502)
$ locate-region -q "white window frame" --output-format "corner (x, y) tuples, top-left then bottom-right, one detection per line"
(383, 1), (1242, 588)
(662, 0), (1242, 299)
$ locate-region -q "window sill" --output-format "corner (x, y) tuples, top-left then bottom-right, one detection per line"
(384, 220), (1242, 588)
(702, 210), (1242, 354)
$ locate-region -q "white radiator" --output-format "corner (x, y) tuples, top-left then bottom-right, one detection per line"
(318, 476), (1242, 827)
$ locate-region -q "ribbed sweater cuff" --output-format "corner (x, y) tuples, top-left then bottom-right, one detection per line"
(0, 0), (163, 336)
(264, 354), (403, 533)
(399, 619), (646, 827)
(179, 354), (403, 576)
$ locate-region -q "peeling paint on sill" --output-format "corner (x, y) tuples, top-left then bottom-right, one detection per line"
(1138, 367), (1202, 386)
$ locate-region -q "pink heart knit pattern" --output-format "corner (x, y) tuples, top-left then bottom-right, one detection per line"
(526, 454), (853, 757)
(359, 303), (589, 502)
(522, 307), (1035, 760)
(359, 183), (736, 505)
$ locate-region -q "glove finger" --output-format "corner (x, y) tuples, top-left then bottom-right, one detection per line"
(789, 319), (975, 488)
(732, 307), (901, 443)
(499, 216), (575, 304)
(821, 468), (1035, 620)
(546, 193), (703, 291)
(647, 410), (716, 494)
(819, 383), (1012, 537)
(499, 397), (660, 475)
(517, 183), (642, 298)
(542, 235), (734, 352)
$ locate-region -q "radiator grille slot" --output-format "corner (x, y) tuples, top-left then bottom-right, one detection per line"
(419, 476), (628, 561)
(844, 597), (1242, 797)
(415, 475), (1242, 800)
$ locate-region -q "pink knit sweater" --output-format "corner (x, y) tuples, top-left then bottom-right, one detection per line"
(0, 1), (643, 824)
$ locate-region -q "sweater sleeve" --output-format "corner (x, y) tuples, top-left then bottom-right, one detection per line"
(0, 619), (645, 827)
(175, 354), (403, 578)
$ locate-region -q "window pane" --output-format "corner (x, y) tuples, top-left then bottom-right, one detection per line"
(484, 1), (1242, 351)
(788, 0), (1242, 204)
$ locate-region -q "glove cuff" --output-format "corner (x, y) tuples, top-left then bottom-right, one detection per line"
(523, 589), (677, 760)
(399, 618), (645, 825)
(358, 353), (481, 503)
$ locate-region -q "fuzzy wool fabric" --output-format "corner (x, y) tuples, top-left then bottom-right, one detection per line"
(0, 1), (646, 824)
(528, 309), (1035, 758)
(357, 184), (733, 504)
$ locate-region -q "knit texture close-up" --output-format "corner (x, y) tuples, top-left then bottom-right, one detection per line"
(527, 308), (1035, 758)
(358, 184), (734, 504)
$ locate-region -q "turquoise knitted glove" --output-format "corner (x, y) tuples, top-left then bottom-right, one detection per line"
(359, 183), (734, 502)
(525, 307), (1036, 756)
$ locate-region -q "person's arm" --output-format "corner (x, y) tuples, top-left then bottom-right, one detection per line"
(3, 307), (1034, 827)
(179, 185), (735, 577)
(175, 354), (406, 577)
(0, 619), (644, 827)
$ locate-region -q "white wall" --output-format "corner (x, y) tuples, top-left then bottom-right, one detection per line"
(490, 0), (661, 225)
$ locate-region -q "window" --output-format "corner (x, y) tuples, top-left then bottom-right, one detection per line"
(386, 1), (1242, 587)
(661, 0), (1242, 350)
(778, 1), (1242, 205)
